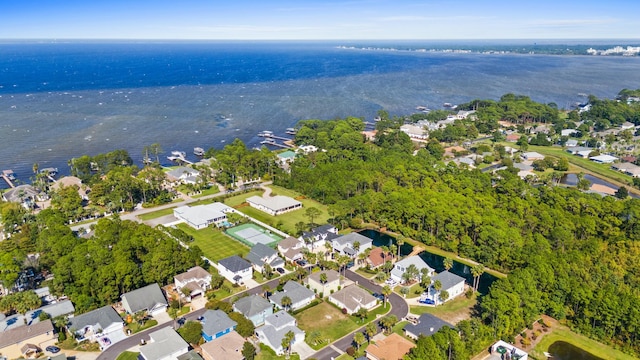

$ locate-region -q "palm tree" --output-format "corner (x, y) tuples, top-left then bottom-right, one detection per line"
(433, 280), (442, 304)
(379, 314), (398, 334)
(443, 257), (453, 271)
(324, 241), (333, 260)
(319, 272), (328, 284)
(365, 322), (378, 343)
(354, 332), (366, 351)
(396, 236), (405, 259)
(282, 330), (295, 358)
(381, 285), (392, 307)
(439, 290), (450, 303)
(262, 284), (271, 299)
(281, 296), (292, 312)
(471, 264), (485, 292)
(308, 330), (322, 346)
(353, 241), (360, 255)
(389, 244), (398, 260)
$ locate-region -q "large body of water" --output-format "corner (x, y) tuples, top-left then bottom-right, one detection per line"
(2, 41), (640, 185)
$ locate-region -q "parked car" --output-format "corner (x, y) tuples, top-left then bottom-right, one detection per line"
(177, 317), (186, 325)
(372, 293), (384, 300)
(196, 316), (204, 321)
(295, 259), (308, 267)
(276, 267), (285, 274)
(385, 278), (397, 286)
(418, 298), (435, 305)
(46, 346), (60, 354)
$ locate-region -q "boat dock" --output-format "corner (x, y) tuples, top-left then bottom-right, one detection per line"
(258, 131), (292, 142)
(1, 170), (16, 188)
(260, 140), (293, 149)
(167, 151), (193, 164)
(285, 128), (297, 135)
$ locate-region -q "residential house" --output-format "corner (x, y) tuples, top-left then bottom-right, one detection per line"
(328, 285), (378, 314)
(269, 281), (315, 311)
(403, 313), (454, 340)
(2, 184), (43, 209)
(297, 145), (318, 155)
(561, 129), (578, 137)
(0, 319), (56, 359)
(429, 271), (466, 303)
(621, 121), (635, 130)
(565, 139), (579, 147)
(277, 150), (297, 167)
(177, 350), (203, 360)
(390, 256), (434, 284)
(277, 236), (304, 263)
(332, 232), (373, 257)
(520, 152), (545, 161)
(566, 146), (594, 157)
(173, 202), (235, 230)
(174, 266), (212, 301)
(121, 283), (168, 316)
(25, 300), (75, 326)
(200, 330), (245, 360)
(167, 167), (201, 185)
(365, 333), (415, 360)
(307, 269), (340, 295)
(51, 176), (90, 201)
(590, 154), (618, 164)
(139, 327), (189, 360)
(400, 124), (428, 140)
(246, 195), (302, 216)
(505, 133), (521, 142)
(68, 305), (125, 349)
(513, 162), (534, 179)
(256, 311), (305, 355)
(233, 295), (273, 326)
(218, 255), (253, 285)
(366, 247), (387, 269)
(491, 340), (529, 360)
(200, 310), (237, 342)
(300, 224), (339, 252)
(0, 314), (26, 332)
(246, 243), (285, 273)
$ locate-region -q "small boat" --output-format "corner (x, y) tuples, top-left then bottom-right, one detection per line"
(416, 106), (428, 111)
(2, 169), (16, 180)
(171, 150), (186, 158)
(443, 102), (453, 108)
(40, 167), (58, 176)
(258, 130), (274, 137)
(193, 147), (205, 156)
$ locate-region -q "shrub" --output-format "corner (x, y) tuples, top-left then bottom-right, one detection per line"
(465, 288), (474, 299)
(346, 346), (355, 356)
(342, 308), (348, 314)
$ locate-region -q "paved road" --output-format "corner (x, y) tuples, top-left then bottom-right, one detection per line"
(310, 271), (409, 360)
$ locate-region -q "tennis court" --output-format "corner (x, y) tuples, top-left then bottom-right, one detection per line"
(226, 223), (283, 247)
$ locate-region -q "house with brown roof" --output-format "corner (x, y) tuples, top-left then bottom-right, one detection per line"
(366, 247), (387, 268)
(200, 331), (245, 360)
(0, 319), (56, 359)
(174, 266), (212, 301)
(277, 237), (304, 262)
(365, 333), (415, 360)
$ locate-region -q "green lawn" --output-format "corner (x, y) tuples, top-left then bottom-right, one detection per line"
(223, 190), (264, 207)
(137, 207), (176, 221)
(410, 293), (477, 325)
(295, 301), (361, 350)
(530, 326), (636, 360)
(176, 223), (249, 262)
(116, 352), (140, 360)
(191, 186), (221, 198)
(392, 320), (410, 337)
(256, 343), (301, 360)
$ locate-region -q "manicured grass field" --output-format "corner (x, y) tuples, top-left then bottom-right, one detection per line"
(410, 293), (477, 325)
(190, 186), (221, 198)
(295, 301), (360, 350)
(233, 185), (331, 235)
(137, 207), (176, 221)
(116, 352), (140, 360)
(176, 223), (249, 262)
(256, 343), (301, 360)
(530, 326), (636, 360)
(223, 190), (264, 207)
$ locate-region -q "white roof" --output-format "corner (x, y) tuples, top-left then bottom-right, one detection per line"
(590, 154), (618, 162)
(247, 195), (301, 212)
(174, 202), (233, 226)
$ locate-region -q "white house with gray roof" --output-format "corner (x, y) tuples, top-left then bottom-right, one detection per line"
(140, 327), (189, 360)
(427, 270), (466, 304)
(68, 305), (124, 349)
(166, 167), (200, 185)
(300, 224), (339, 252)
(121, 283), (168, 316)
(233, 295), (273, 326)
(246, 195), (302, 216)
(173, 202), (235, 230)
(269, 281), (315, 311)
(256, 310), (305, 355)
(328, 285), (378, 314)
(245, 243), (285, 273)
(332, 232), (372, 257)
(391, 256), (434, 284)
(218, 255), (252, 285)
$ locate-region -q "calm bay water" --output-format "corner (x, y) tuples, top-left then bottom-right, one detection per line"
(2, 41), (640, 185)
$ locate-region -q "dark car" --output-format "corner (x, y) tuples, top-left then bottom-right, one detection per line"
(418, 298), (435, 305)
(276, 267), (285, 274)
(196, 316), (204, 321)
(372, 293), (384, 300)
(177, 317), (186, 325)
(295, 259), (308, 267)
(46, 346), (60, 354)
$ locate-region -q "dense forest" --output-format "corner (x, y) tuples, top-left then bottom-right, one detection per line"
(278, 117), (640, 356)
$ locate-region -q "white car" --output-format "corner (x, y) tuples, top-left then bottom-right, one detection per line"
(385, 278), (397, 286)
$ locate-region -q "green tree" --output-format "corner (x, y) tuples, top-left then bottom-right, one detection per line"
(355, 307), (369, 323)
(177, 320), (203, 344)
(304, 207), (322, 227)
(443, 257), (453, 271)
(439, 290), (450, 303)
(282, 330), (295, 356)
(471, 264), (484, 292)
(381, 285), (392, 307)
(365, 322), (378, 343)
(242, 341), (256, 360)
(379, 314), (398, 334)
(281, 295), (292, 312)
(229, 312), (255, 338)
(616, 186), (629, 199)
(354, 332), (366, 351)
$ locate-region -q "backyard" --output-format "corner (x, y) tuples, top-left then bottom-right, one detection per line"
(176, 223), (249, 262)
(294, 301), (360, 350)
(409, 293), (477, 325)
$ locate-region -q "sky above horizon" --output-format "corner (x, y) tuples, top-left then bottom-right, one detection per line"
(2, 0), (639, 41)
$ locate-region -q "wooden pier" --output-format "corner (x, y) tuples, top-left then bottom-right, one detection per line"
(258, 132), (292, 142)
(260, 140), (292, 149)
(1, 170), (15, 188)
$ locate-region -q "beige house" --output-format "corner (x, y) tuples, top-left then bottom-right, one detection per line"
(0, 319), (56, 359)
(366, 333), (415, 360)
(328, 285), (378, 314)
(307, 269), (340, 295)
(200, 331), (245, 360)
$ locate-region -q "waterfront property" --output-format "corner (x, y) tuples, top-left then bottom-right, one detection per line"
(246, 195), (302, 216)
(166, 166), (201, 185)
(390, 255), (434, 284)
(67, 305), (125, 349)
(200, 310), (237, 342)
(425, 270), (466, 304)
(217, 255), (253, 285)
(139, 327), (189, 360)
(332, 232), (373, 257)
(121, 283), (168, 316)
(173, 202), (235, 230)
